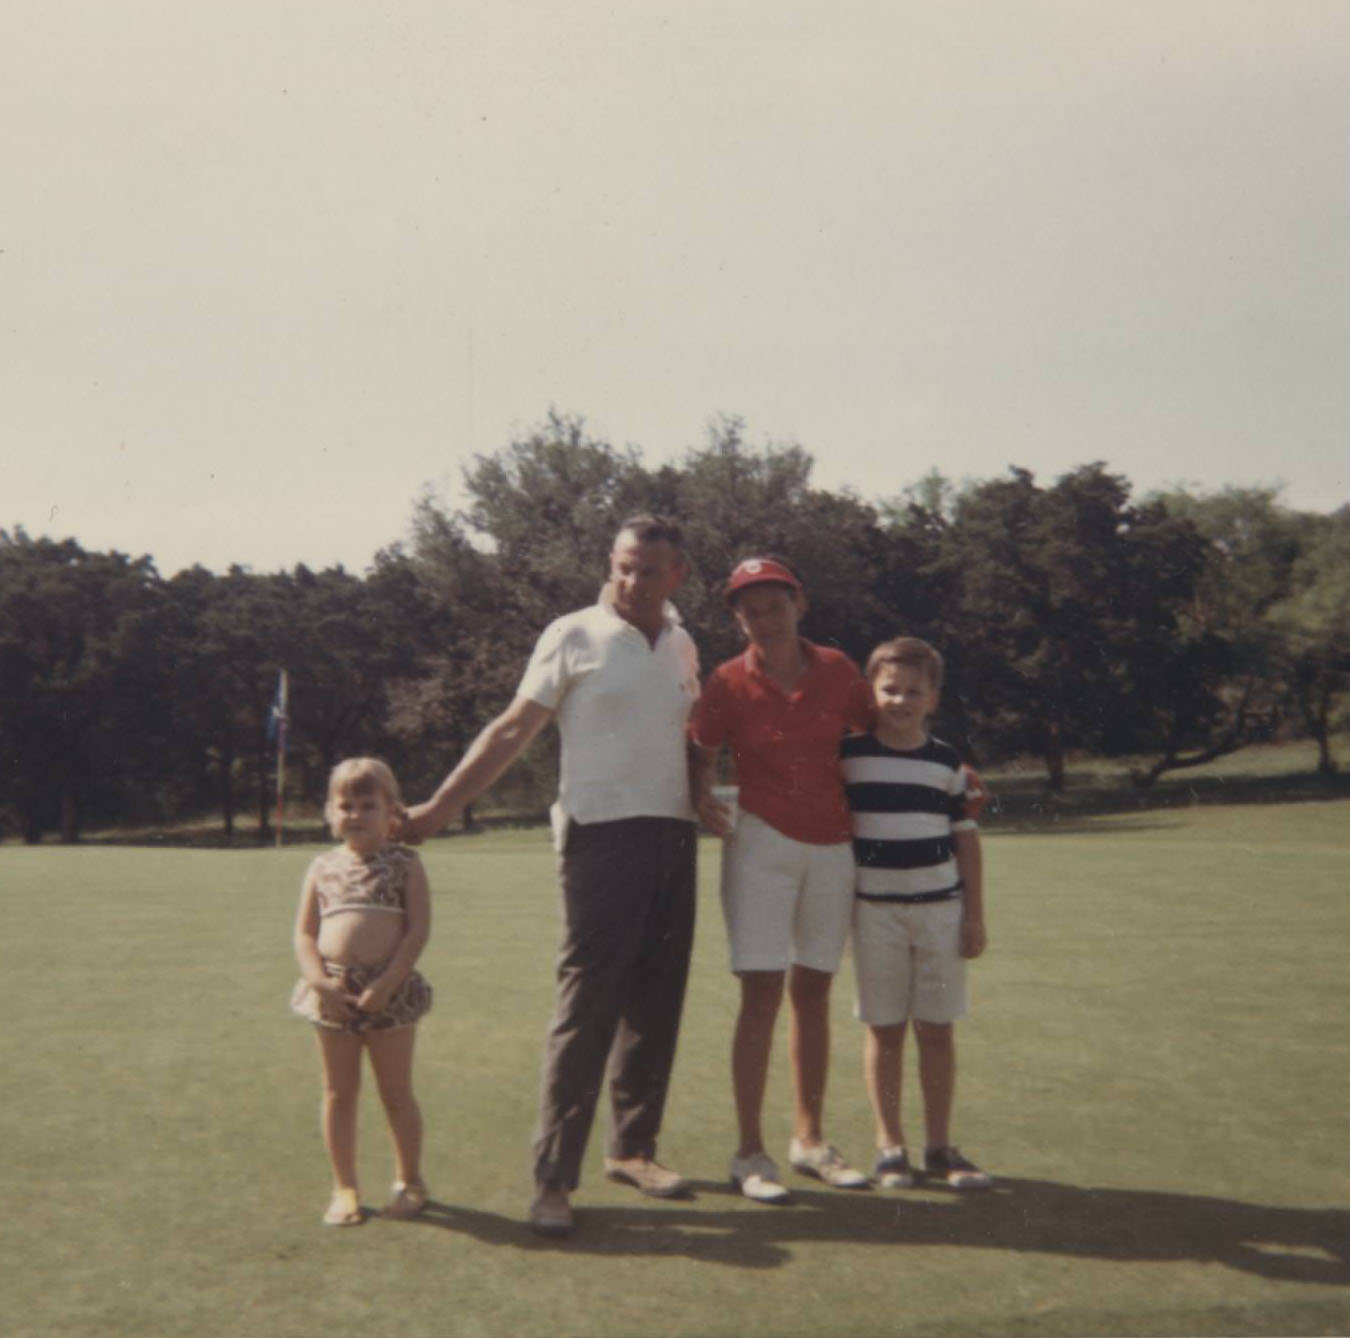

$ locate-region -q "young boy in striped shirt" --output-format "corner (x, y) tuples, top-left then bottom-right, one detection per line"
(840, 637), (991, 1191)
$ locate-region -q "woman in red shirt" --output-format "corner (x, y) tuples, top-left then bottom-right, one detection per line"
(689, 557), (873, 1203)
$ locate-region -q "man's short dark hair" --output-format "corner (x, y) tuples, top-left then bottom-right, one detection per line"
(616, 513), (686, 554)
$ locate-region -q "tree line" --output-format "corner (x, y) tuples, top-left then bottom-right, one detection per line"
(3, 413), (1346, 843)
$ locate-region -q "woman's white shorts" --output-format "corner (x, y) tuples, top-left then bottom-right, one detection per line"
(720, 811), (855, 974)
(852, 896), (968, 1026)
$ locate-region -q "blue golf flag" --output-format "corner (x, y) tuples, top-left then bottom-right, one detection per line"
(267, 669), (289, 747)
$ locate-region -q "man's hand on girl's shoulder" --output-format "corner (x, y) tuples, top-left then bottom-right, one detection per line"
(395, 801), (450, 845)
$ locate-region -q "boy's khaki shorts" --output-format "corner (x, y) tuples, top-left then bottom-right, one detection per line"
(720, 811), (855, 974)
(852, 897), (968, 1026)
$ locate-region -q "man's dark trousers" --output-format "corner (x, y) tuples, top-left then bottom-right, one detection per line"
(532, 816), (697, 1191)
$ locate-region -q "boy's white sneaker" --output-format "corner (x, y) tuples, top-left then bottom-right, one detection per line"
(924, 1146), (992, 1189)
(873, 1146), (916, 1189)
(788, 1139), (870, 1189)
(729, 1151), (791, 1204)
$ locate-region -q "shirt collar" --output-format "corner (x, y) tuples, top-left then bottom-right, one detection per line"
(596, 585), (684, 629)
(743, 637), (817, 678)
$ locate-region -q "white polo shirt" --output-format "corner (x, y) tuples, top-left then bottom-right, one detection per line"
(517, 597), (700, 833)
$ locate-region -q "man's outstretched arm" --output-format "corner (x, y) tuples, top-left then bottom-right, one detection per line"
(401, 696), (554, 840)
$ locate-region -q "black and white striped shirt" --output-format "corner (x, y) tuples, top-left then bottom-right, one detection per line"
(841, 733), (976, 903)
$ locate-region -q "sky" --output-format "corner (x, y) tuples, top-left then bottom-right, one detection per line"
(4, 1), (1348, 576)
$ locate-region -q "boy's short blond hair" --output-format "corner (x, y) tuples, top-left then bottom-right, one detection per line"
(865, 636), (945, 692)
(324, 757), (403, 829)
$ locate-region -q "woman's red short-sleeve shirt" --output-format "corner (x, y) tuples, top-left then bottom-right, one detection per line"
(689, 640), (874, 844)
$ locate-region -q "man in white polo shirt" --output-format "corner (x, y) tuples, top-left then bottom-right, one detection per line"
(402, 515), (700, 1236)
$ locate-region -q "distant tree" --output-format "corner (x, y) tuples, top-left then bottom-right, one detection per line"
(281, 563), (424, 795)
(157, 566), (233, 822)
(930, 465), (1206, 789)
(402, 486), (524, 713)
(365, 541), (516, 814)
(1269, 508), (1350, 774)
(392, 416), (647, 815)
(876, 475), (981, 757)
(671, 415), (890, 666)
(164, 566), (296, 838)
(155, 557), (442, 837)
(455, 410), (654, 637)
(0, 530), (170, 841)
(1140, 487), (1301, 781)
(15, 421), (1342, 844)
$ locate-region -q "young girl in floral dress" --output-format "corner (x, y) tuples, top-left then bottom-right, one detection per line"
(291, 758), (432, 1226)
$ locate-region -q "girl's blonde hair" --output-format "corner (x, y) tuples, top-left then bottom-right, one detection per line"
(324, 757), (403, 831)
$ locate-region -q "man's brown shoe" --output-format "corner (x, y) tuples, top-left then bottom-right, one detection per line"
(604, 1156), (689, 1199)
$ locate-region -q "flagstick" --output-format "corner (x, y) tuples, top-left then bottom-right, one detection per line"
(275, 734), (286, 848)
(274, 669), (289, 849)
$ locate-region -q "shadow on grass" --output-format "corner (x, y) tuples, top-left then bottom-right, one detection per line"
(410, 1179), (1350, 1284)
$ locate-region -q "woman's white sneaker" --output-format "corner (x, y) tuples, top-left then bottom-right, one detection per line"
(788, 1138), (870, 1189)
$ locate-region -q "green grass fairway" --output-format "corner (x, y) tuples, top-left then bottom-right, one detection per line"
(4, 801), (1349, 1337)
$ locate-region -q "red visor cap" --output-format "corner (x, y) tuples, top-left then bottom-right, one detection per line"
(724, 557), (803, 604)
